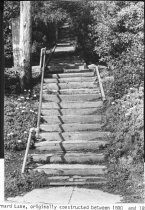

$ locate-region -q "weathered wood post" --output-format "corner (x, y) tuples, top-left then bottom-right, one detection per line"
(19, 1), (32, 91)
(11, 17), (20, 67)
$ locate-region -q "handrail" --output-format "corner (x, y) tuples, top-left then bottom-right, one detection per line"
(36, 44), (57, 138)
(21, 128), (36, 174)
(88, 64), (106, 102)
(21, 44), (57, 174)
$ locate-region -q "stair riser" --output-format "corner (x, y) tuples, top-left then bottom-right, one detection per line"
(47, 69), (91, 74)
(43, 88), (100, 95)
(44, 181), (106, 186)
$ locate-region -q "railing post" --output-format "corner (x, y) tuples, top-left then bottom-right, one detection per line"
(21, 128), (36, 174)
(88, 64), (106, 102)
(95, 65), (106, 102)
(36, 47), (46, 138)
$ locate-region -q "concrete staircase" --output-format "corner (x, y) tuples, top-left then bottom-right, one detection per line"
(29, 54), (109, 187)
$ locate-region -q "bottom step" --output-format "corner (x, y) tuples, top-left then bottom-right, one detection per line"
(48, 181), (106, 186)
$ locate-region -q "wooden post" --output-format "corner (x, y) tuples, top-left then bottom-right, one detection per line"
(11, 17), (20, 67)
(19, 1), (32, 90)
(88, 64), (106, 102)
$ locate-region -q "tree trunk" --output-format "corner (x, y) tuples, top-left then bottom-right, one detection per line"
(19, 1), (32, 91)
(0, 1), (4, 158)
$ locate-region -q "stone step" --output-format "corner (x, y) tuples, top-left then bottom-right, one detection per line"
(39, 131), (111, 141)
(42, 93), (101, 102)
(43, 81), (98, 90)
(43, 88), (100, 95)
(35, 139), (107, 152)
(44, 76), (95, 83)
(45, 72), (95, 78)
(40, 123), (104, 132)
(41, 101), (103, 110)
(41, 115), (103, 124)
(30, 152), (105, 164)
(34, 164), (107, 176)
(41, 107), (103, 116)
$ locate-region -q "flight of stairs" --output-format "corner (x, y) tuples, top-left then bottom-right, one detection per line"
(29, 55), (110, 187)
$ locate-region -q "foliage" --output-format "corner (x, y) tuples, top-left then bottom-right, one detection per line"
(104, 87), (144, 202)
(4, 1), (69, 67)
(4, 1), (19, 66)
(89, 1), (144, 98)
(4, 91), (38, 151)
(58, 1), (98, 64)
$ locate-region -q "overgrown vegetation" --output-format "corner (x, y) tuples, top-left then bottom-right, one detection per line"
(89, 1), (144, 202)
(104, 87), (144, 202)
(5, 153), (50, 198)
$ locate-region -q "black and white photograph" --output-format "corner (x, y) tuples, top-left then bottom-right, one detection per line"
(1, 0), (144, 206)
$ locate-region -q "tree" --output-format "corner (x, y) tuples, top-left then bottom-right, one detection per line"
(19, 1), (32, 91)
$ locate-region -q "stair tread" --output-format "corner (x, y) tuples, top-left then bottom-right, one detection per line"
(35, 164), (106, 169)
(39, 131), (110, 141)
(43, 83), (98, 90)
(41, 115), (103, 124)
(43, 88), (100, 95)
(42, 93), (101, 102)
(44, 77), (96, 83)
(41, 101), (103, 109)
(40, 123), (104, 132)
(41, 107), (103, 116)
(45, 72), (95, 78)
